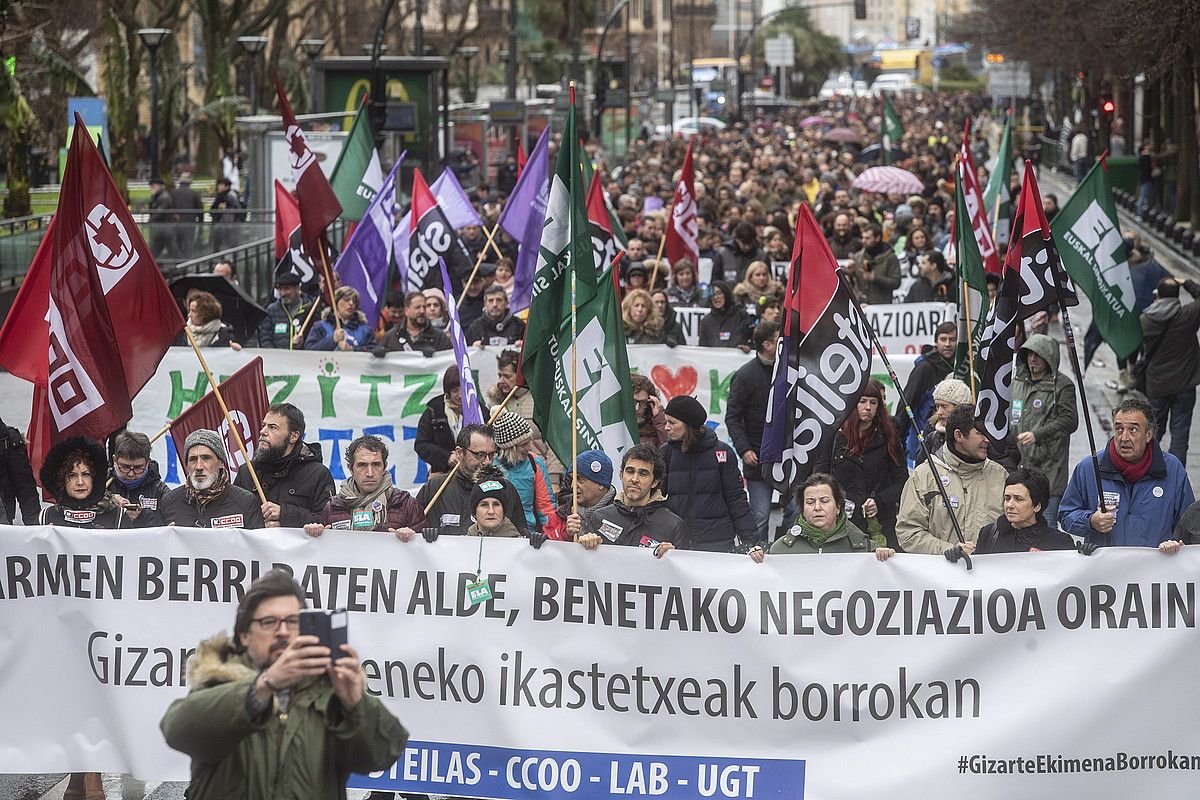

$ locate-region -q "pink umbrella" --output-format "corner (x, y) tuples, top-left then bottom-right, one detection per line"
(800, 115), (825, 128)
(852, 166), (925, 195)
(822, 127), (862, 144)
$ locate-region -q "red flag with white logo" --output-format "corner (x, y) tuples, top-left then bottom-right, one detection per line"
(586, 171), (617, 274)
(0, 215), (54, 384)
(663, 138), (699, 267)
(39, 116), (183, 444)
(959, 122), (1000, 275)
(275, 77), (342, 258)
(168, 357), (269, 475)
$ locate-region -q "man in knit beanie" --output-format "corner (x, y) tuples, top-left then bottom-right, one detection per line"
(159, 429), (265, 528)
(545, 449), (617, 540)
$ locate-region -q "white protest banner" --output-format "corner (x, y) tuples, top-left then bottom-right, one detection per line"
(860, 302), (957, 354)
(0, 347), (915, 488)
(2, 526), (1198, 798)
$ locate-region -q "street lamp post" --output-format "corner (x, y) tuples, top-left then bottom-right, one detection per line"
(137, 27), (171, 180)
(458, 46), (479, 103)
(593, 0), (629, 146)
(300, 38), (326, 112)
(527, 51), (544, 99)
(237, 35), (269, 113)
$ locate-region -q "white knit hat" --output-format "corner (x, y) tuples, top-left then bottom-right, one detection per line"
(932, 377), (973, 406)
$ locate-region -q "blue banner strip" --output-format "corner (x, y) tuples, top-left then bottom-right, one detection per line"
(350, 740), (806, 800)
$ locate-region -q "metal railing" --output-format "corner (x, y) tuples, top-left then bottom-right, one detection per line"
(0, 213), (54, 288)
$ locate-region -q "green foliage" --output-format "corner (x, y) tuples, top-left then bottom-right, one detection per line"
(755, 5), (845, 98)
(531, 0), (598, 43)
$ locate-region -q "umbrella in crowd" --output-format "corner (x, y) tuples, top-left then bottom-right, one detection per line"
(852, 165), (925, 195)
(822, 127), (862, 144)
(168, 274), (267, 342)
(800, 115), (826, 128)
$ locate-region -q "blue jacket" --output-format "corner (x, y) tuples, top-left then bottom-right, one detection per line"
(303, 310), (375, 351)
(1059, 440), (1194, 548)
(499, 454), (555, 530)
(661, 427), (759, 551)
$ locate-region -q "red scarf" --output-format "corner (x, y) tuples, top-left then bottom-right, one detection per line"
(1107, 439), (1153, 484)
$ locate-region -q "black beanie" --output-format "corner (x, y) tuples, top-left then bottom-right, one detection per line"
(469, 465), (519, 523)
(664, 395), (707, 429)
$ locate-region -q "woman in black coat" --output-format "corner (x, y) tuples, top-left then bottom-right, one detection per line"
(697, 281), (752, 350)
(976, 468), (1081, 554)
(812, 380), (908, 550)
(660, 395), (759, 552)
(38, 436), (126, 528)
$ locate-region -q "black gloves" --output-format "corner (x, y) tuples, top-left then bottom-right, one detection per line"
(527, 531), (547, 549)
(1077, 541), (1099, 556)
(422, 526), (441, 543)
(420, 344), (436, 358)
(944, 545), (963, 563)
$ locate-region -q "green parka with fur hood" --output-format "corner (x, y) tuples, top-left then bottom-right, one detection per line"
(160, 633), (407, 799)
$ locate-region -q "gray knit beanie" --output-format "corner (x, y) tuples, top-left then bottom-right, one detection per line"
(184, 428), (228, 464)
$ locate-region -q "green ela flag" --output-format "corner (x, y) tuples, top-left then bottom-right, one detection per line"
(1050, 160), (1143, 359)
(523, 98), (638, 466)
(882, 95), (903, 165)
(329, 103), (384, 222)
(953, 170), (990, 386)
(983, 113), (1013, 246)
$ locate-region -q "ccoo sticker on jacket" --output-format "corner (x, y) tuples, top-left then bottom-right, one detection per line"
(211, 514), (244, 528)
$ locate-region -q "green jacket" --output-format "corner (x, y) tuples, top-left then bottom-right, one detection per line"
(160, 634), (407, 800)
(770, 517), (874, 555)
(1011, 334), (1079, 495)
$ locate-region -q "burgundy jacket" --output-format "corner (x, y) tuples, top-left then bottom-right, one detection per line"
(317, 488), (426, 531)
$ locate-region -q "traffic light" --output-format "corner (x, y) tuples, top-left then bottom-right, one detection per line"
(985, 53), (1005, 64)
(854, 0), (867, 20)
(1099, 93), (1115, 117)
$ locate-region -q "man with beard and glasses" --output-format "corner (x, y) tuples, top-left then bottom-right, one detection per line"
(234, 403), (335, 527)
(305, 434), (426, 539)
(161, 569), (406, 799)
(160, 429), (265, 528)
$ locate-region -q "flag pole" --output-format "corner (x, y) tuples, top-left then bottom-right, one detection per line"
(316, 239), (342, 333)
(649, 227), (668, 289)
(961, 266), (977, 398)
(569, 81), (580, 517)
(422, 382), (523, 515)
(457, 223), (502, 306)
(836, 270), (974, 569)
(1046, 158), (1108, 514)
(182, 330), (268, 504)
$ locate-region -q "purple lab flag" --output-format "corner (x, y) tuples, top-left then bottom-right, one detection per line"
(440, 258), (484, 426)
(394, 168), (483, 292)
(497, 126), (551, 312)
(332, 157), (401, 329)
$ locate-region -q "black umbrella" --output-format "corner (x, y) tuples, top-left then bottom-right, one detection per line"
(856, 143), (907, 163)
(169, 274), (267, 343)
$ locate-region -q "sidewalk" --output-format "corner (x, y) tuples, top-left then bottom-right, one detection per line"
(1039, 169), (1200, 487)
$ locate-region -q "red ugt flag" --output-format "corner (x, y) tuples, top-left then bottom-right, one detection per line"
(275, 77), (342, 259)
(958, 122), (1001, 276)
(169, 357), (269, 475)
(663, 138), (699, 268)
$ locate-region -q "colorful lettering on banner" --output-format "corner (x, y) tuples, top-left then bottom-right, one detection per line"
(0, 347), (917, 488)
(0, 529), (1196, 800)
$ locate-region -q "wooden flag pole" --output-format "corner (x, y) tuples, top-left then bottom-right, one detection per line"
(295, 298), (323, 348)
(649, 229), (668, 290)
(421, 382), (523, 515)
(316, 239), (342, 333)
(457, 222), (504, 306)
(183, 329), (268, 504)
(568, 80), (580, 518)
(962, 275), (977, 398)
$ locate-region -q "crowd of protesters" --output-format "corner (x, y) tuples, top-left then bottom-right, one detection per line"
(4, 91), (1199, 800)
(7, 92), (1197, 550)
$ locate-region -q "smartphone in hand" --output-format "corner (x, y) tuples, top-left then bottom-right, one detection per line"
(299, 608), (349, 664)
